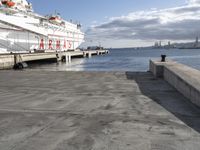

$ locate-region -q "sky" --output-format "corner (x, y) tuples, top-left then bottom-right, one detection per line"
(29, 0), (200, 48)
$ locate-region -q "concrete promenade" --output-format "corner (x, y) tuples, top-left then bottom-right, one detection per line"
(0, 71), (200, 150)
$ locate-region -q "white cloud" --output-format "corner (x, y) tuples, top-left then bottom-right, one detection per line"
(188, 0), (200, 4)
(83, 1), (200, 48)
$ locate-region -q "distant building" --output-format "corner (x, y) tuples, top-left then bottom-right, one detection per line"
(154, 42), (159, 47)
(196, 36), (198, 44)
(168, 41), (171, 47)
(195, 36), (199, 48)
(159, 41), (162, 47)
(154, 41), (162, 48)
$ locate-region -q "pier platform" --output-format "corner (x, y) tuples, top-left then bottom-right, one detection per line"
(150, 59), (200, 108)
(0, 70), (200, 149)
(0, 49), (109, 69)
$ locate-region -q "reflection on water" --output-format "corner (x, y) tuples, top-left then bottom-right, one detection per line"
(27, 48), (200, 72)
(28, 58), (87, 71)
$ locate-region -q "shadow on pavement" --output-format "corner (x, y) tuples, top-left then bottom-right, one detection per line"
(126, 71), (200, 133)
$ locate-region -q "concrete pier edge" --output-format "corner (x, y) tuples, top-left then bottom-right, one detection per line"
(0, 49), (109, 69)
(150, 59), (200, 107)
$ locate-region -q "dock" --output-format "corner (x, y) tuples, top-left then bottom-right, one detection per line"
(0, 49), (109, 69)
(150, 59), (200, 109)
(0, 61), (200, 149)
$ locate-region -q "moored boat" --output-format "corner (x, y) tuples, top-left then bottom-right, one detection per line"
(0, 0), (84, 53)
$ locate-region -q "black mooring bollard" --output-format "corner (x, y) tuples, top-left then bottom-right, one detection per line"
(161, 55), (166, 62)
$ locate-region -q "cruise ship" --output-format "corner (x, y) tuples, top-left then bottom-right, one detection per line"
(0, 0), (84, 53)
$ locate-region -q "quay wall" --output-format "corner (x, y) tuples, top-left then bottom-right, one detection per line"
(0, 50), (109, 70)
(150, 60), (200, 107)
(0, 55), (14, 69)
(20, 53), (58, 62)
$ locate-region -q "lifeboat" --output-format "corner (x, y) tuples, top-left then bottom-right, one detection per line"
(49, 15), (62, 25)
(7, 1), (15, 7)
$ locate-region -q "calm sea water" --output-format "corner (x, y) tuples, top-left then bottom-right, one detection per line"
(28, 48), (200, 72)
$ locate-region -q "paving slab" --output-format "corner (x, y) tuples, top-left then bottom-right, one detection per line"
(0, 71), (200, 150)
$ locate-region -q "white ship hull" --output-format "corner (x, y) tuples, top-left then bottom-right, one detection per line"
(0, 1), (84, 53)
